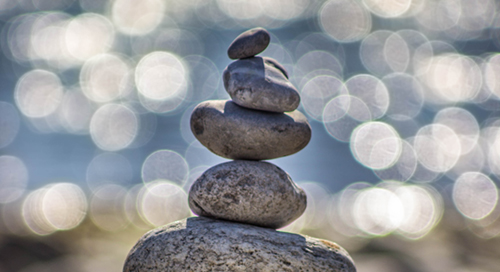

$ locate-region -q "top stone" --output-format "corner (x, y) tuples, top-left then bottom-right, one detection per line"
(228, 27), (271, 59)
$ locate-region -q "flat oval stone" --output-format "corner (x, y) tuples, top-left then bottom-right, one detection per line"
(227, 27), (270, 59)
(124, 217), (357, 272)
(188, 160), (306, 229)
(190, 100), (311, 160)
(223, 56), (299, 112)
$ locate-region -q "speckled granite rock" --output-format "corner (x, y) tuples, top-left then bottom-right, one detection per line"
(227, 27), (270, 59)
(123, 217), (356, 272)
(188, 160), (306, 229)
(223, 56), (299, 112)
(190, 100), (311, 160)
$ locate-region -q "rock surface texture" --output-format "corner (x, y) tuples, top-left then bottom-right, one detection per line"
(227, 27), (270, 59)
(223, 56), (299, 112)
(190, 100), (311, 160)
(188, 160), (307, 229)
(124, 27), (356, 272)
(124, 217), (356, 272)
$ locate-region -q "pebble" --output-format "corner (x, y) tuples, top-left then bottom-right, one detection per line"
(223, 56), (299, 112)
(188, 160), (306, 229)
(190, 100), (311, 160)
(123, 217), (357, 272)
(227, 27), (270, 59)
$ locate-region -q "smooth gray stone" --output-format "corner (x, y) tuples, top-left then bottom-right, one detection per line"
(227, 27), (270, 59)
(188, 160), (306, 229)
(223, 56), (299, 112)
(123, 217), (357, 272)
(190, 100), (311, 160)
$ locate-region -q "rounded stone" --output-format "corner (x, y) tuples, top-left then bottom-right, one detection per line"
(124, 217), (357, 272)
(223, 56), (299, 112)
(188, 160), (306, 229)
(190, 100), (311, 160)
(227, 27), (271, 59)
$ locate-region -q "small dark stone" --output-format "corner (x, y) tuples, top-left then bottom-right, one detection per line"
(227, 27), (271, 59)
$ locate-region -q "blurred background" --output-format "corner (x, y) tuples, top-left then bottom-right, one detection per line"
(0, 0), (499, 271)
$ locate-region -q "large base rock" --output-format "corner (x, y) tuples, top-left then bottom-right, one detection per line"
(124, 217), (356, 272)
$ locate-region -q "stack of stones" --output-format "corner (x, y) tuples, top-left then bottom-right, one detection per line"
(124, 28), (356, 272)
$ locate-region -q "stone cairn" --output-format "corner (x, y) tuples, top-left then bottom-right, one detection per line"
(124, 28), (356, 272)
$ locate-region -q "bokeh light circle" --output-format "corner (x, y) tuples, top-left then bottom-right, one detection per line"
(89, 103), (138, 151)
(453, 172), (498, 220)
(323, 95), (372, 142)
(395, 185), (442, 239)
(301, 75), (345, 121)
(434, 107), (480, 155)
(141, 150), (189, 186)
(138, 181), (190, 227)
(374, 140), (417, 182)
(65, 13), (115, 62)
(22, 188), (57, 235)
(353, 187), (404, 236)
(413, 124), (461, 173)
(360, 31), (410, 76)
(41, 183), (87, 231)
(484, 54), (500, 99)
(15, 69), (64, 118)
(331, 182), (372, 237)
(419, 53), (482, 104)
(342, 74), (389, 119)
(319, 0), (372, 43)
(80, 53), (132, 103)
(351, 122), (402, 170)
(295, 51), (343, 86)
(111, 0), (165, 36)
(135, 51), (188, 102)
